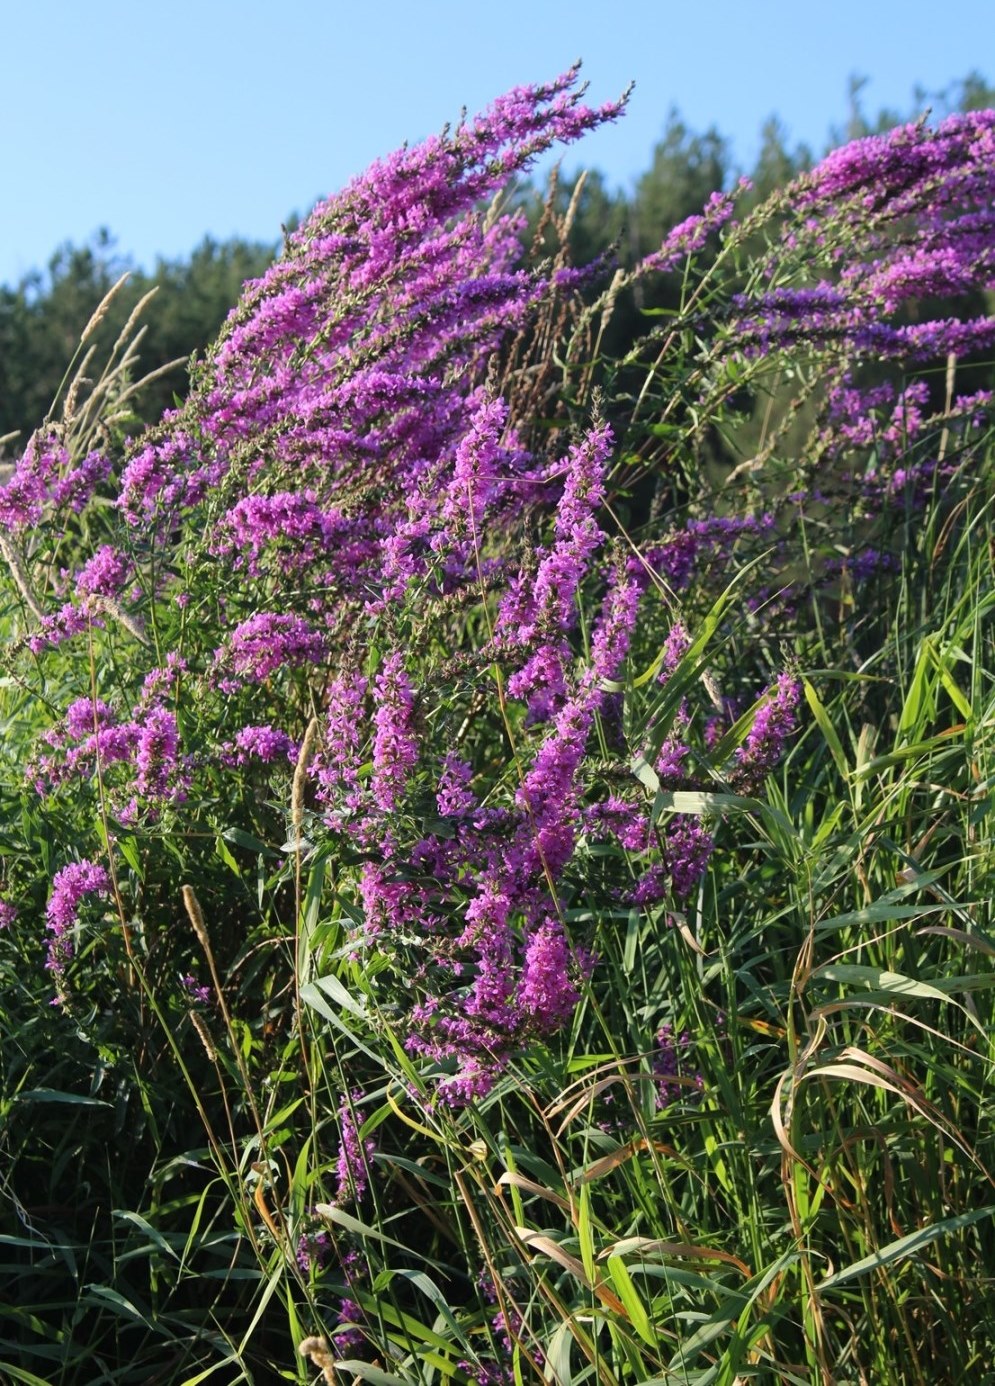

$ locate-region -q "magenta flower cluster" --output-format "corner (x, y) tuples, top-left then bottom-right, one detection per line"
(31, 691), (188, 824)
(732, 673), (801, 793)
(45, 860), (111, 982)
(727, 107), (995, 360)
(0, 431), (111, 534)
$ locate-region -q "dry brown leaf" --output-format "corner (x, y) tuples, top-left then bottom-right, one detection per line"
(598, 1236), (751, 1278)
(514, 1227), (629, 1316)
(576, 1137), (678, 1183)
(495, 1171), (572, 1212)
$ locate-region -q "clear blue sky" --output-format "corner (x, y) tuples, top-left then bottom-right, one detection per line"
(2, 0), (992, 287)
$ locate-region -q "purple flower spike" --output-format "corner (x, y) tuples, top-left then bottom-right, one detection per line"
(519, 919), (579, 1035)
(45, 860), (111, 978)
(371, 654), (418, 812)
(733, 673), (801, 792)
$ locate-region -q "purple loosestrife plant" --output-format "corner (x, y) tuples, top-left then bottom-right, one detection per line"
(518, 918), (582, 1036)
(0, 73), (636, 922)
(654, 1024), (702, 1110)
(45, 860), (111, 985)
(332, 1092), (376, 1206)
(370, 654), (419, 813)
(0, 67), (821, 1276)
(731, 673), (801, 794)
(0, 67), (933, 1381)
(724, 107), (995, 360)
(614, 107), (995, 624)
(0, 62), (814, 1120)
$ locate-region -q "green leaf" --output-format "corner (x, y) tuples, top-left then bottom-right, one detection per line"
(631, 755), (660, 793)
(14, 1089), (112, 1107)
(819, 1207), (995, 1289)
(0, 1366), (56, 1386)
(803, 678), (849, 780)
(116, 835), (143, 876)
(812, 964), (953, 1005)
(650, 787), (796, 840)
(221, 826), (280, 858)
(606, 1255), (657, 1347)
(814, 902), (947, 933)
(578, 1183), (597, 1284)
(314, 1204), (445, 1270)
(112, 1210), (181, 1262)
(215, 835), (240, 875)
(333, 1366), (415, 1386)
(81, 1283), (155, 1328)
(307, 972), (368, 1019)
(378, 1268), (468, 1348)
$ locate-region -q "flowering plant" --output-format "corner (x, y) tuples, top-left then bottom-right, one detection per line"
(1, 66), (993, 1386)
